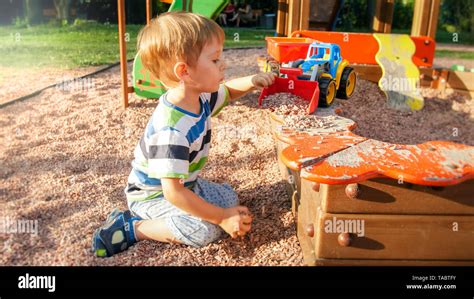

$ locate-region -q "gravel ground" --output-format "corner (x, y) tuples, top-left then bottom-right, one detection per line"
(261, 93), (350, 131)
(336, 79), (474, 145)
(0, 48), (304, 266)
(261, 81), (473, 145)
(433, 57), (473, 70)
(262, 92), (308, 115)
(0, 66), (102, 106)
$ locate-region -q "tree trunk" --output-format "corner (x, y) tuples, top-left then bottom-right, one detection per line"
(24, 0), (41, 25)
(53, 0), (70, 23)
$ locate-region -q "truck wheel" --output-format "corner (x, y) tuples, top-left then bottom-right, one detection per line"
(337, 67), (356, 99)
(318, 77), (337, 107)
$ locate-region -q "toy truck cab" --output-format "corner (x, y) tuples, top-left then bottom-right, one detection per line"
(287, 41), (357, 107)
(300, 42), (341, 80)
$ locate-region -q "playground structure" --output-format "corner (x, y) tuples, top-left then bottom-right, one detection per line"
(275, 0), (474, 98)
(276, 0), (439, 39)
(257, 33), (473, 264)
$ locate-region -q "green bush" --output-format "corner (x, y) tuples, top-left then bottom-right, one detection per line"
(392, 1), (413, 30)
(335, 0), (371, 32)
(73, 18), (98, 27)
(12, 17), (29, 28)
(439, 0), (473, 33)
(334, 0), (473, 38)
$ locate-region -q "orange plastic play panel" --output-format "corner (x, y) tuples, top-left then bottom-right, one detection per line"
(290, 31), (435, 67)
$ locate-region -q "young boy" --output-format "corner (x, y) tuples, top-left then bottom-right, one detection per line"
(92, 11), (276, 257)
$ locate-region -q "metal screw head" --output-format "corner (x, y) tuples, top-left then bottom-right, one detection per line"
(338, 232), (352, 247)
(287, 175), (295, 184)
(312, 182), (320, 192)
(345, 183), (360, 199)
(306, 224), (314, 238)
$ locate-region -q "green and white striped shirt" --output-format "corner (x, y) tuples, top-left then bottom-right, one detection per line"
(126, 84), (230, 202)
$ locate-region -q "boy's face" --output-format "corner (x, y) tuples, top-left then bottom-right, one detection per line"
(187, 38), (226, 93)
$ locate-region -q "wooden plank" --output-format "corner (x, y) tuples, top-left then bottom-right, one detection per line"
(296, 175), (321, 266)
(411, 0), (421, 36)
(276, 0), (288, 36)
(283, 0), (290, 36)
(383, 0), (394, 33)
(372, 0), (383, 32)
(287, 0), (300, 37)
(146, 0), (152, 25)
(419, 67), (434, 87)
(320, 178), (474, 215)
(315, 212), (474, 260)
(419, 0), (431, 35)
(299, 0), (310, 31)
(411, 0), (438, 38)
(372, 0), (394, 33)
(351, 64), (382, 82)
(447, 70), (474, 91)
(117, 0), (128, 108)
(427, 0), (440, 39)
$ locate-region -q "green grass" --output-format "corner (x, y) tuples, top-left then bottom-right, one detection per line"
(435, 50), (474, 60)
(2, 22), (471, 70)
(223, 27), (271, 48)
(0, 23), (274, 69)
(0, 23), (135, 68)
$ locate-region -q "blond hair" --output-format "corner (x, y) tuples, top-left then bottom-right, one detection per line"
(137, 11), (225, 87)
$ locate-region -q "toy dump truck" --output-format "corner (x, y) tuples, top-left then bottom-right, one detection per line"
(287, 41), (356, 106)
(260, 38), (357, 112)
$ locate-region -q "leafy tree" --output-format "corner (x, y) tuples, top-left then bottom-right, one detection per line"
(439, 0), (473, 33)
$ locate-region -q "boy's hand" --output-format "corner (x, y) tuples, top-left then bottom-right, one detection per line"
(219, 206), (253, 238)
(251, 72), (277, 90)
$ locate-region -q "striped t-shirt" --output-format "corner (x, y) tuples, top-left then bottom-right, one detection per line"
(126, 84), (230, 202)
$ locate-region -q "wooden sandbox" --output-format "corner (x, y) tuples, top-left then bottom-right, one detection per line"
(266, 106), (474, 266)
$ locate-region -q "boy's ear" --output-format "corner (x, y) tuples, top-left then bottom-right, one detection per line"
(173, 62), (189, 81)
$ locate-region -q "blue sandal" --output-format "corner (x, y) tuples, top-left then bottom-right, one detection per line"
(92, 210), (140, 258)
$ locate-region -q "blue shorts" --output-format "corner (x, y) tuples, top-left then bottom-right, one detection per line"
(126, 177), (239, 247)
